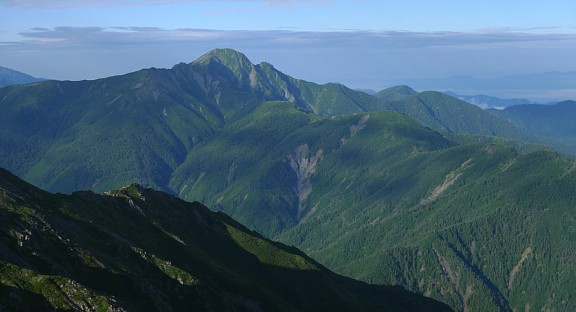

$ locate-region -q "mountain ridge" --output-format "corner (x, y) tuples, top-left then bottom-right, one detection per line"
(398, 71), (576, 102)
(1, 48), (576, 311)
(0, 166), (451, 311)
(443, 91), (536, 109)
(488, 100), (576, 148)
(0, 66), (46, 88)
(0, 48), (384, 193)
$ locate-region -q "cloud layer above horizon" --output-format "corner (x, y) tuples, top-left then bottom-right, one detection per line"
(3, 27), (575, 82)
(1, 0), (575, 101)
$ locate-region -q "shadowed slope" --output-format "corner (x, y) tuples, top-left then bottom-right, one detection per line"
(0, 167), (451, 312)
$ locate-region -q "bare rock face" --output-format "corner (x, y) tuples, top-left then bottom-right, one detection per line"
(285, 144), (323, 213)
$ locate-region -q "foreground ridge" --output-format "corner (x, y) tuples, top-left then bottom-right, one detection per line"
(0, 167), (450, 311)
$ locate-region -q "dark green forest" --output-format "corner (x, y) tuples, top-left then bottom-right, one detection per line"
(1, 49), (575, 311)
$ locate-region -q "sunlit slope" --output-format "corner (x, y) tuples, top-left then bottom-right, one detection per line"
(0, 48), (555, 194)
(171, 102), (576, 311)
(171, 101), (454, 236)
(0, 49), (379, 193)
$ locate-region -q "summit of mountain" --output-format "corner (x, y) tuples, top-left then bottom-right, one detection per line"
(193, 48), (257, 81)
(195, 48), (253, 66)
(189, 48), (380, 115)
(374, 85), (419, 101)
(189, 48), (262, 97)
(188, 51), (541, 144)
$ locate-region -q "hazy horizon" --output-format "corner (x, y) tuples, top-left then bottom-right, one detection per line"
(1, 0), (575, 101)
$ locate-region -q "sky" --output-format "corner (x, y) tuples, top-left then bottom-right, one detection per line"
(1, 0), (576, 101)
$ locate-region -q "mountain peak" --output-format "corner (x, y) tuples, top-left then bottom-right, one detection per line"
(192, 48), (258, 88)
(194, 48), (253, 69)
(375, 85), (418, 101)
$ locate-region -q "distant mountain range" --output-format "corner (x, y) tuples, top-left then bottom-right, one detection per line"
(399, 71), (576, 103)
(443, 91), (536, 109)
(0, 66), (45, 88)
(489, 100), (576, 147)
(1, 48), (576, 311)
(359, 88), (542, 110)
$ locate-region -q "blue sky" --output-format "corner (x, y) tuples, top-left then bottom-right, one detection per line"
(1, 0), (575, 100)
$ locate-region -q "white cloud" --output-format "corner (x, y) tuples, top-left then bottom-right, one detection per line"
(12, 26), (576, 49)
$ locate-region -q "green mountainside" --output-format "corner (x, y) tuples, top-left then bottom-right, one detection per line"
(375, 86), (576, 156)
(488, 100), (576, 147)
(0, 66), (45, 89)
(0, 49), (556, 195)
(376, 86), (530, 139)
(0, 167), (450, 311)
(281, 147), (576, 311)
(1, 48), (576, 311)
(0, 49), (380, 194)
(169, 101), (576, 311)
(171, 102), (455, 236)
